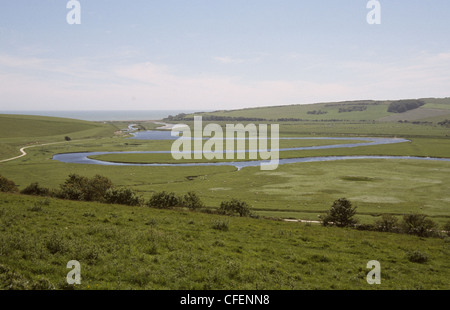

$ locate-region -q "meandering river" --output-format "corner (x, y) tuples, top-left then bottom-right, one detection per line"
(52, 131), (450, 169)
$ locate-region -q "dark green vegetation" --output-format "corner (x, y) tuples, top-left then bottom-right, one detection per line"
(321, 198), (358, 228)
(387, 99), (426, 113)
(0, 97), (449, 290)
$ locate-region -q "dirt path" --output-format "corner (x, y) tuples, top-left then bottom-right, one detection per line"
(0, 141), (67, 163)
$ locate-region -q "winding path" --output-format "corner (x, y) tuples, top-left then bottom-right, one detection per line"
(0, 142), (67, 163)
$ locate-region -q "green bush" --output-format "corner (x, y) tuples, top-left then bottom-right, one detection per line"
(400, 213), (437, 237)
(321, 198), (357, 228)
(0, 175), (18, 193)
(375, 214), (399, 233)
(105, 187), (143, 206)
(58, 174), (113, 202)
(407, 250), (429, 263)
(20, 182), (50, 197)
(147, 191), (181, 209)
(180, 192), (205, 210)
(219, 199), (252, 217)
(211, 219), (229, 231)
(443, 221), (450, 237)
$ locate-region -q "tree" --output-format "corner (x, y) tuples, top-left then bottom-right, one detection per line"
(321, 198), (357, 227)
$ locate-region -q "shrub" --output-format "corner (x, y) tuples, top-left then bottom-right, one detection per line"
(211, 219), (229, 231)
(147, 191), (181, 209)
(0, 175), (18, 193)
(443, 221), (450, 237)
(321, 198), (357, 227)
(105, 187), (142, 206)
(180, 192), (204, 210)
(219, 199), (252, 217)
(45, 232), (68, 254)
(375, 214), (399, 233)
(20, 182), (50, 197)
(400, 213), (437, 237)
(58, 174), (113, 202)
(407, 250), (429, 263)
(28, 199), (50, 212)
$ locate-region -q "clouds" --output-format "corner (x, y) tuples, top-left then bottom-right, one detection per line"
(1, 49), (450, 111)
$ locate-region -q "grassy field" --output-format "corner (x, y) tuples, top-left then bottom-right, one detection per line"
(0, 193), (448, 290)
(0, 104), (449, 290)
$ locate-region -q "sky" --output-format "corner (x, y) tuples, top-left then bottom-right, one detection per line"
(0, 0), (449, 111)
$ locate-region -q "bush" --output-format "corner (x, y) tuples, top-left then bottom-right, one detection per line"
(147, 191), (181, 209)
(375, 214), (399, 233)
(20, 182), (50, 197)
(58, 174), (113, 202)
(406, 250), (429, 263)
(443, 221), (450, 237)
(219, 199), (251, 217)
(211, 219), (229, 231)
(400, 213), (437, 237)
(0, 175), (18, 193)
(105, 187), (143, 206)
(321, 198), (357, 227)
(180, 192), (204, 210)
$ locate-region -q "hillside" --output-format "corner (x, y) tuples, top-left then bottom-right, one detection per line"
(0, 192), (448, 290)
(169, 97), (450, 123)
(0, 114), (118, 160)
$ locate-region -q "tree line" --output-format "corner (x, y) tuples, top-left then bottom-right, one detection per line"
(387, 99), (425, 113)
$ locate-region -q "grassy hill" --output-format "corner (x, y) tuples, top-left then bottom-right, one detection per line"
(0, 114), (118, 160)
(0, 192), (448, 290)
(175, 97), (450, 123)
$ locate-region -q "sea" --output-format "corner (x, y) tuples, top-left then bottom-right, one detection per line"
(0, 110), (201, 121)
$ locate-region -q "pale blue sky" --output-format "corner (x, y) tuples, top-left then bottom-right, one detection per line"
(1, 1), (449, 111)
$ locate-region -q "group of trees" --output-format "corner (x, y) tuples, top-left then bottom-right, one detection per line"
(387, 99), (425, 113)
(338, 106), (367, 113)
(437, 119), (450, 127)
(321, 198), (449, 238)
(307, 110), (328, 115)
(164, 114), (266, 122)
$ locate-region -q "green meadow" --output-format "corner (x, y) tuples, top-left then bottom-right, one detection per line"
(0, 192), (448, 290)
(0, 99), (449, 290)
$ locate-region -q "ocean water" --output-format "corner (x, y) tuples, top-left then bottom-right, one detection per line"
(0, 110), (200, 121)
